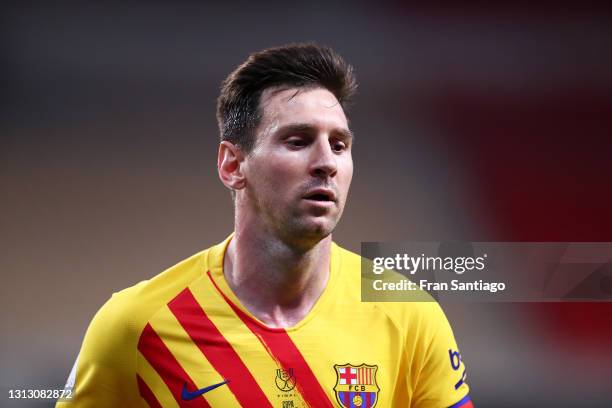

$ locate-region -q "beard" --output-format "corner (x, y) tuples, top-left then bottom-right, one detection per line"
(244, 177), (347, 252)
(274, 199), (342, 252)
(260, 196), (343, 252)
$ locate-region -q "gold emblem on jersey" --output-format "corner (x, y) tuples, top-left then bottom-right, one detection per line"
(275, 368), (296, 392)
(333, 363), (379, 408)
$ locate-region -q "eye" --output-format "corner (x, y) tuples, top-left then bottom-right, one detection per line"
(286, 136), (308, 148)
(331, 139), (347, 152)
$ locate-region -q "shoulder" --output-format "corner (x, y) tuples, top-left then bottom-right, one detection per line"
(78, 248), (211, 363)
(60, 248), (215, 406)
(98, 249), (209, 330)
(333, 243), (446, 333)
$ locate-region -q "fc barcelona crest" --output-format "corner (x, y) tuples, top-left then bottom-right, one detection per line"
(333, 363), (380, 408)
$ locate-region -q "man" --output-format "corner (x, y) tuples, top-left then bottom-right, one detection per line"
(58, 43), (472, 407)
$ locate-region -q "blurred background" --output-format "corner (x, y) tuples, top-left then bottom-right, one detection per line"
(2, 1), (612, 407)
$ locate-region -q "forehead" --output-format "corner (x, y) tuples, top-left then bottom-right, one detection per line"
(257, 86), (349, 133)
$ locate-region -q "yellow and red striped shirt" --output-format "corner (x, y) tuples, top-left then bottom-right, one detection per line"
(58, 235), (471, 407)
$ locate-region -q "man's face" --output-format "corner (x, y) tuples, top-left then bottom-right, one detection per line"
(240, 86), (353, 247)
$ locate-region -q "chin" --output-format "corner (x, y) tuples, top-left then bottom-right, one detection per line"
(303, 218), (336, 240)
(279, 219), (333, 249)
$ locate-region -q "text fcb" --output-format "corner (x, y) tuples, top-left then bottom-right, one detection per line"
(333, 364), (380, 408)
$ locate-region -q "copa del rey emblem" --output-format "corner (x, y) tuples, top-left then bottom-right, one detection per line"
(333, 364), (380, 408)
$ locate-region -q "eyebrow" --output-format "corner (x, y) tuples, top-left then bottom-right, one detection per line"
(275, 123), (354, 141)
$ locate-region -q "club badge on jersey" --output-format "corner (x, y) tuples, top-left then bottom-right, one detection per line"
(333, 363), (380, 408)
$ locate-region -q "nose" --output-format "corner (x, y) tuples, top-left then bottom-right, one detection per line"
(309, 137), (337, 179)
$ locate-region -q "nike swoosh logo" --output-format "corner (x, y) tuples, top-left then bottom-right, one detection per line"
(181, 380), (229, 401)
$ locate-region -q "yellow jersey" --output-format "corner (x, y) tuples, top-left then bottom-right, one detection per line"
(57, 235), (471, 407)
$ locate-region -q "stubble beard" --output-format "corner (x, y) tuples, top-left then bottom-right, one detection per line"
(277, 201), (343, 252)
(246, 185), (344, 252)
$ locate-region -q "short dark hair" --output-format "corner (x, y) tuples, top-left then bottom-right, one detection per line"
(216, 43), (357, 152)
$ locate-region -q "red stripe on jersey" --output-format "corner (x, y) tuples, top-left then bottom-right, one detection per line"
(168, 288), (272, 407)
(137, 374), (162, 408)
(137, 323), (210, 408)
(207, 271), (335, 408)
(342, 392), (351, 407)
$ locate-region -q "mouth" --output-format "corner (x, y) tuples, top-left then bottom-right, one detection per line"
(303, 189), (336, 203)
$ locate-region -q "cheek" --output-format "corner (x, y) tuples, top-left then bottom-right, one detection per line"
(340, 159), (354, 191)
(252, 159), (297, 194)
(268, 153), (303, 177)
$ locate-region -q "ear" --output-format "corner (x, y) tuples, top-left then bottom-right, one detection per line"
(217, 141), (246, 191)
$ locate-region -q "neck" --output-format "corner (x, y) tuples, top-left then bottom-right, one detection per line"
(223, 224), (332, 328)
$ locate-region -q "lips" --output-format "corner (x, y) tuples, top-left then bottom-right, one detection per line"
(303, 188), (337, 202)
